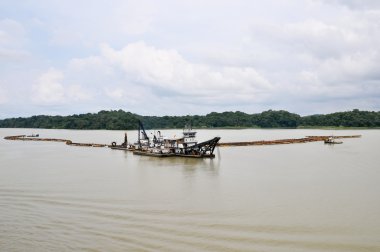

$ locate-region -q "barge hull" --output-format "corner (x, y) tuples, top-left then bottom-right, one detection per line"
(132, 150), (215, 158)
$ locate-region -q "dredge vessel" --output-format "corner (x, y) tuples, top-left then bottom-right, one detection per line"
(131, 121), (220, 158)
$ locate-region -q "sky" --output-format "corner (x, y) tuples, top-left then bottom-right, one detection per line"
(1, 0), (380, 118)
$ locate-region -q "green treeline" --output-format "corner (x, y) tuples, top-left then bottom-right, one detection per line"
(0, 109), (379, 130)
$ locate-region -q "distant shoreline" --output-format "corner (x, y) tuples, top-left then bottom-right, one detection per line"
(1, 109), (379, 130)
(1, 126), (379, 131)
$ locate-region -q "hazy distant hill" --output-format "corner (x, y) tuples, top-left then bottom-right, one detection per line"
(0, 109), (379, 129)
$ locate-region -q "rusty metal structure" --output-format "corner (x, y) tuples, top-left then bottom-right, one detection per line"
(133, 122), (221, 158)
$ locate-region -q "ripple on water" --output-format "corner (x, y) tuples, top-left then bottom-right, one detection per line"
(1, 188), (379, 252)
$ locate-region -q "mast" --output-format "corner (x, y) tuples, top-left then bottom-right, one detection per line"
(138, 120), (149, 147)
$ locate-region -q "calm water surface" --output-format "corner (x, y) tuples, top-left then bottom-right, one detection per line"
(1, 128), (379, 251)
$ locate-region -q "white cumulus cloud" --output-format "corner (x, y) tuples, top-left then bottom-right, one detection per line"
(0, 18), (29, 60)
(105, 87), (125, 100)
(67, 85), (91, 101)
(100, 42), (272, 100)
(1, 0), (380, 116)
(32, 68), (91, 105)
(32, 68), (66, 104)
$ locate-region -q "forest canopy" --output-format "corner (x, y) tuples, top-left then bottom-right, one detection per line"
(0, 109), (379, 130)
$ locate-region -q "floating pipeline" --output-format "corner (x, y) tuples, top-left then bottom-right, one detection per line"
(216, 135), (361, 147)
(306, 135), (362, 139)
(4, 134), (361, 148)
(217, 137), (320, 147)
(4, 135), (108, 148)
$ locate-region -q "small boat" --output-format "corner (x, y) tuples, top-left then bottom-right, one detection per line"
(132, 121), (220, 158)
(27, 134), (39, 137)
(324, 137), (343, 144)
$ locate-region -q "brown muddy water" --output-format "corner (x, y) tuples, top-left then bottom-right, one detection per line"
(1, 128), (379, 251)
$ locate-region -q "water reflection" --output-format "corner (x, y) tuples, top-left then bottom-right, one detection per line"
(134, 154), (221, 177)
